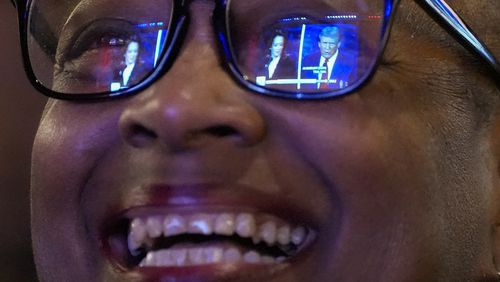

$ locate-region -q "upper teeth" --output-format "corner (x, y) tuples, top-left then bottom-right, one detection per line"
(127, 212), (308, 266)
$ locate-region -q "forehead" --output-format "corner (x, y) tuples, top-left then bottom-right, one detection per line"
(128, 42), (139, 48)
(319, 36), (338, 42)
(273, 36), (284, 42)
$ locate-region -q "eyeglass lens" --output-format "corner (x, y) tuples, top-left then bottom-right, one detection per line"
(27, 0), (386, 96)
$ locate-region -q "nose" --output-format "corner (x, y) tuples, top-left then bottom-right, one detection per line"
(118, 1), (265, 152)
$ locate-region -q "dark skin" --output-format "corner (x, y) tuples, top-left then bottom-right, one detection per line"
(30, 0), (500, 281)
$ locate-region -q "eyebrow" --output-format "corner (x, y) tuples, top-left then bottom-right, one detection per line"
(28, 4), (58, 60)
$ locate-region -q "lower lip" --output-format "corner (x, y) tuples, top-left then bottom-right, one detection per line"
(103, 231), (293, 281)
(112, 261), (289, 282)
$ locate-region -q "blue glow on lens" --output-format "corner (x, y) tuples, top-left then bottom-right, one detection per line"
(135, 22), (165, 28)
(154, 29), (165, 67)
(279, 15), (358, 23)
(217, 31), (232, 59)
(384, 0), (393, 19)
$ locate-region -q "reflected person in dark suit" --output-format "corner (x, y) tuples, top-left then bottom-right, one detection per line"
(301, 26), (355, 90)
(116, 40), (149, 89)
(260, 31), (296, 80)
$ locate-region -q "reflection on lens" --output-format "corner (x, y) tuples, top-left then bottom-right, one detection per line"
(105, 24), (168, 93)
(27, 0), (172, 95)
(228, 0), (385, 96)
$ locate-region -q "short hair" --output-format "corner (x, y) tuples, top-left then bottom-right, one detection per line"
(318, 26), (340, 42)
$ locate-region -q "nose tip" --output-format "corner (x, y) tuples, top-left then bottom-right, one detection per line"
(118, 90), (266, 152)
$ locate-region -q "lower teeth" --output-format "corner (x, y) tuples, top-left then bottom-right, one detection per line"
(138, 246), (285, 267)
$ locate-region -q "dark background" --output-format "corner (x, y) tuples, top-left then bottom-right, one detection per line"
(0, 2), (46, 281)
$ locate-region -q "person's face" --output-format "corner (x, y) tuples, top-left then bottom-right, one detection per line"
(270, 35), (284, 58)
(318, 35), (339, 59)
(31, 0), (500, 281)
(125, 41), (139, 65)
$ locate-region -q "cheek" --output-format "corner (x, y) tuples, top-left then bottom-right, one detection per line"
(264, 94), (438, 203)
(257, 92), (469, 278)
(32, 102), (121, 202)
(31, 100), (123, 278)
(293, 104), (438, 226)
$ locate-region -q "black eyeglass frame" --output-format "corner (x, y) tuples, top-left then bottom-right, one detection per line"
(12, 0), (500, 100)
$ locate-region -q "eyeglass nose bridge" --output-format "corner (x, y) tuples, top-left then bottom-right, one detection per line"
(136, 0), (239, 94)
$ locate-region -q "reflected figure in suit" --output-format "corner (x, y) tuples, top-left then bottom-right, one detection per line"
(116, 40), (149, 88)
(260, 32), (296, 80)
(301, 26), (355, 90)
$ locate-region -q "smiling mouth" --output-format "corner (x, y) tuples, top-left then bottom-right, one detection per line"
(105, 210), (315, 270)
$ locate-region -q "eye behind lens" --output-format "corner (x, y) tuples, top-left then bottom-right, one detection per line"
(62, 18), (139, 63)
(27, 0), (174, 96)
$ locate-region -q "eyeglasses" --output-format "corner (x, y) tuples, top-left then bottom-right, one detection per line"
(13, 0), (500, 100)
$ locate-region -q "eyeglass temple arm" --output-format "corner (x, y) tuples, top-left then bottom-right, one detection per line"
(420, 0), (500, 80)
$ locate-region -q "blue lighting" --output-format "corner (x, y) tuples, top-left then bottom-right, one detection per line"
(136, 22), (165, 28)
(279, 14), (358, 23)
(384, 0), (393, 19)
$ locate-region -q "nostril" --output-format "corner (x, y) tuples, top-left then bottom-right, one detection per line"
(131, 124), (157, 138)
(205, 125), (238, 138)
(126, 123), (158, 147)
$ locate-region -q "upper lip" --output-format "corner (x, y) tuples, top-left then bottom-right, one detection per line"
(101, 183), (320, 227)
(98, 183), (319, 280)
